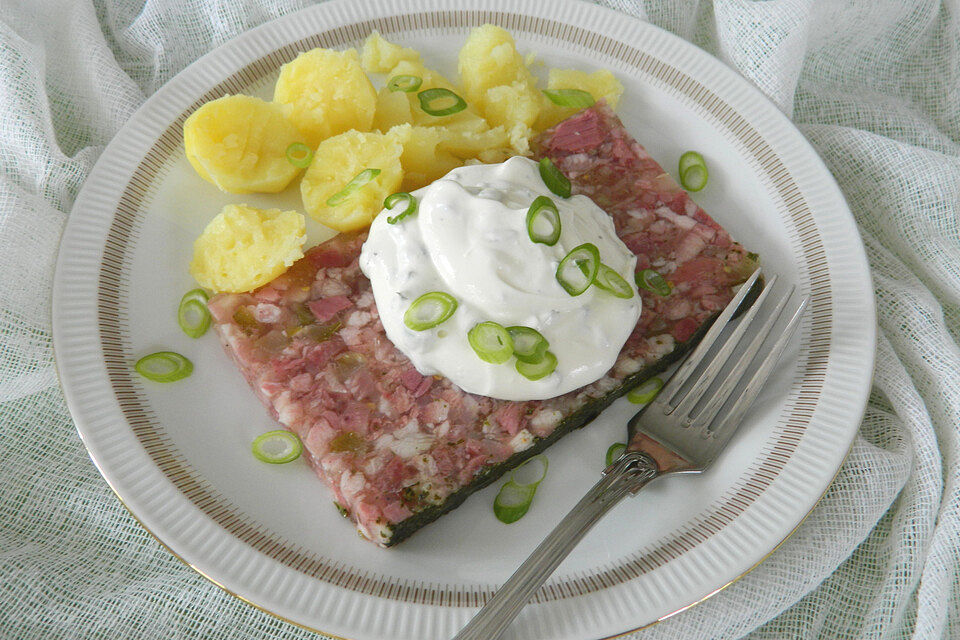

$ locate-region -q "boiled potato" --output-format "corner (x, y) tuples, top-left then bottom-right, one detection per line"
(274, 48), (376, 147)
(537, 69), (625, 129)
(361, 31), (420, 73)
(378, 59), (489, 130)
(458, 25), (536, 108)
(387, 124), (460, 190)
(190, 204), (306, 293)
(300, 130), (403, 232)
(183, 95), (302, 194)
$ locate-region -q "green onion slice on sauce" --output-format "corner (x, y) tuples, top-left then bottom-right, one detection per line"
(680, 164), (709, 192)
(285, 142), (313, 168)
(493, 454), (548, 524)
(515, 350), (557, 381)
(605, 442), (627, 467)
(134, 351), (193, 383)
(556, 242), (600, 296)
(326, 168), (381, 207)
(468, 321), (514, 364)
(177, 288), (211, 338)
(593, 264), (634, 299)
(542, 88), (595, 109)
(635, 268), (672, 296)
(403, 291), (458, 331)
(627, 376), (664, 405)
(387, 74), (423, 93)
(251, 430), (303, 464)
(385, 192), (418, 224)
(525, 196), (561, 246)
(538, 157), (571, 198)
(506, 326), (549, 364)
(417, 87), (467, 116)
(678, 150), (707, 175)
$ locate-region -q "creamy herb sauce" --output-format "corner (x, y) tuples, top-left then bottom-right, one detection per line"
(359, 156), (641, 401)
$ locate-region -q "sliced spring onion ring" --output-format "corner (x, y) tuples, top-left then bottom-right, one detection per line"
(134, 351), (193, 383)
(403, 291), (458, 331)
(605, 442), (627, 467)
(538, 157), (571, 198)
(636, 268), (672, 296)
(384, 192), (418, 224)
(506, 326), (549, 364)
(556, 242), (600, 296)
(180, 288), (209, 307)
(251, 430), (302, 464)
(493, 481), (537, 524)
(326, 168), (381, 207)
(515, 350), (557, 380)
(468, 321), (514, 364)
(512, 454), (549, 486)
(417, 87), (467, 116)
(680, 164), (709, 192)
(542, 88), (595, 109)
(525, 196), (561, 246)
(593, 263), (634, 299)
(177, 299), (211, 338)
(494, 455), (548, 524)
(285, 142), (313, 168)
(387, 74), (423, 93)
(678, 150), (707, 175)
(627, 376), (664, 405)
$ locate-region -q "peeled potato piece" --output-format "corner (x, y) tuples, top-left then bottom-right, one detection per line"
(361, 31), (421, 73)
(183, 95), (302, 194)
(537, 68), (625, 129)
(300, 130), (403, 232)
(274, 48), (377, 147)
(385, 124), (461, 190)
(190, 204), (306, 293)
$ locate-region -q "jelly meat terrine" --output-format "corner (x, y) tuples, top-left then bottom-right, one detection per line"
(207, 104), (759, 547)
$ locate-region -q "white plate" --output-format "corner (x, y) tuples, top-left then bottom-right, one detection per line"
(52, 1), (875, 638)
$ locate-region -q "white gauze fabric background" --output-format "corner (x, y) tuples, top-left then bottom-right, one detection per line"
(1, 0), (958, 638)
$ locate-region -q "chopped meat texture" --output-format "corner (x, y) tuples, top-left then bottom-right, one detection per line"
(208, 104), (758, 547)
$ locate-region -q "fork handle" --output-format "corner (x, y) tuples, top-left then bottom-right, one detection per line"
(451, 451), (660, 640)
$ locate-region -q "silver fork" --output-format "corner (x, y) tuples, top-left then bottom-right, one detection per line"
(452, 268), (808, 640)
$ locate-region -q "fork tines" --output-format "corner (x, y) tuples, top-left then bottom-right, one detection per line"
(659, 268), (809, 435)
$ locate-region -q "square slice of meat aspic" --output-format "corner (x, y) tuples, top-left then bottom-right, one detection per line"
(207, 104), (758, 547)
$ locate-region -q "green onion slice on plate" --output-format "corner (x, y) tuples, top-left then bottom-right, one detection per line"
(635, 268), (672, 296)
(493, 454), (548, 524)
(538, 157), (571, 198)
(417, 87), (467, 116)
(680, 164), (709, 192)
(515, 350), (557, 381)
(506, 326), (549, 364)
(678, 150), (707, 175)
(542, 88), (595, 109)
(403, 291), (458, 331)
(593, 264), (634, 299)
(605, 442), (627, 467)
(468, 321), (514, 364)
(525, 196), (561, 246)
(627, 376), (664, 405)
(556, 242), (600, 296)
(251, 430), (303, 464)
(285, 142), (313, 168)
(387, 74), (423, 93)
(134, 351), (193, 383)
(177, 288), (211, 338)
(326, 168), (381, 207)
(385, 192), (418, 224)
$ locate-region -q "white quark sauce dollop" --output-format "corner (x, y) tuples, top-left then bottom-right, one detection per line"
(359, 156), (641, 401)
